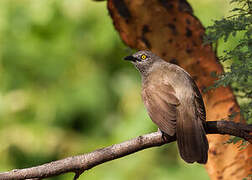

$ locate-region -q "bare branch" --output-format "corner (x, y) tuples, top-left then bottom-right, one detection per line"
(0, 121), (251, 180)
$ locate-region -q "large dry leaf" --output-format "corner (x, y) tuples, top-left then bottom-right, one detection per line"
(107, 0), (252, 179)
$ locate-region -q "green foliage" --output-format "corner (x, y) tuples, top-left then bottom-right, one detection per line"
(226, 136), (248, 150)
(243, 174), (252, 180)
(205, 0), (252, 123)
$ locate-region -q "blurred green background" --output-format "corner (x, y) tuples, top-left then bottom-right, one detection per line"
(0, 0), (236, 179)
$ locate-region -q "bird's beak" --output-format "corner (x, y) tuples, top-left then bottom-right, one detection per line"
(124, 55), (138, 62)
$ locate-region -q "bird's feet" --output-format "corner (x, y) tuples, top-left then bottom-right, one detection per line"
(157, 128), (167, 141)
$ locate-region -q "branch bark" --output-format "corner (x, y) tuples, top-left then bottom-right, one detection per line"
(0, 121), (251, 180)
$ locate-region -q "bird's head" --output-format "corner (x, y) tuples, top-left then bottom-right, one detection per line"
(124, 50), (160, 75)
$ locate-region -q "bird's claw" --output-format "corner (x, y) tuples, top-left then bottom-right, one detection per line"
(157, 128), (167, 141)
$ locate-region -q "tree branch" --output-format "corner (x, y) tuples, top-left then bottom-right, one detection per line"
(0, 121), (251, 180)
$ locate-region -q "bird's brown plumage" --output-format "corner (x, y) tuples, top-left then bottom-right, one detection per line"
(124, 50), (209, 164)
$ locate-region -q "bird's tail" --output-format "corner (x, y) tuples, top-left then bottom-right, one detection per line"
(176, 113), (209, 164)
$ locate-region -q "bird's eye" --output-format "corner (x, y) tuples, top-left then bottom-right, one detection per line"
(141, 54), (147, 60)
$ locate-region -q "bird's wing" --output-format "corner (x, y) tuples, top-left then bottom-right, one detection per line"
(176, 77), (208, 164)
(142, 83), (180, 136)
(190, 78), (206, 123)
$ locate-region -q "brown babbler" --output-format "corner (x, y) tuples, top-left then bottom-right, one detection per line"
(124, 50), (209, 164)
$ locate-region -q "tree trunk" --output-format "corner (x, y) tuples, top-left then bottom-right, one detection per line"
(107, 0), (252, 179)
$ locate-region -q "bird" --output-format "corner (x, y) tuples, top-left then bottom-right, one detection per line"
(124, 50), (209, 164)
